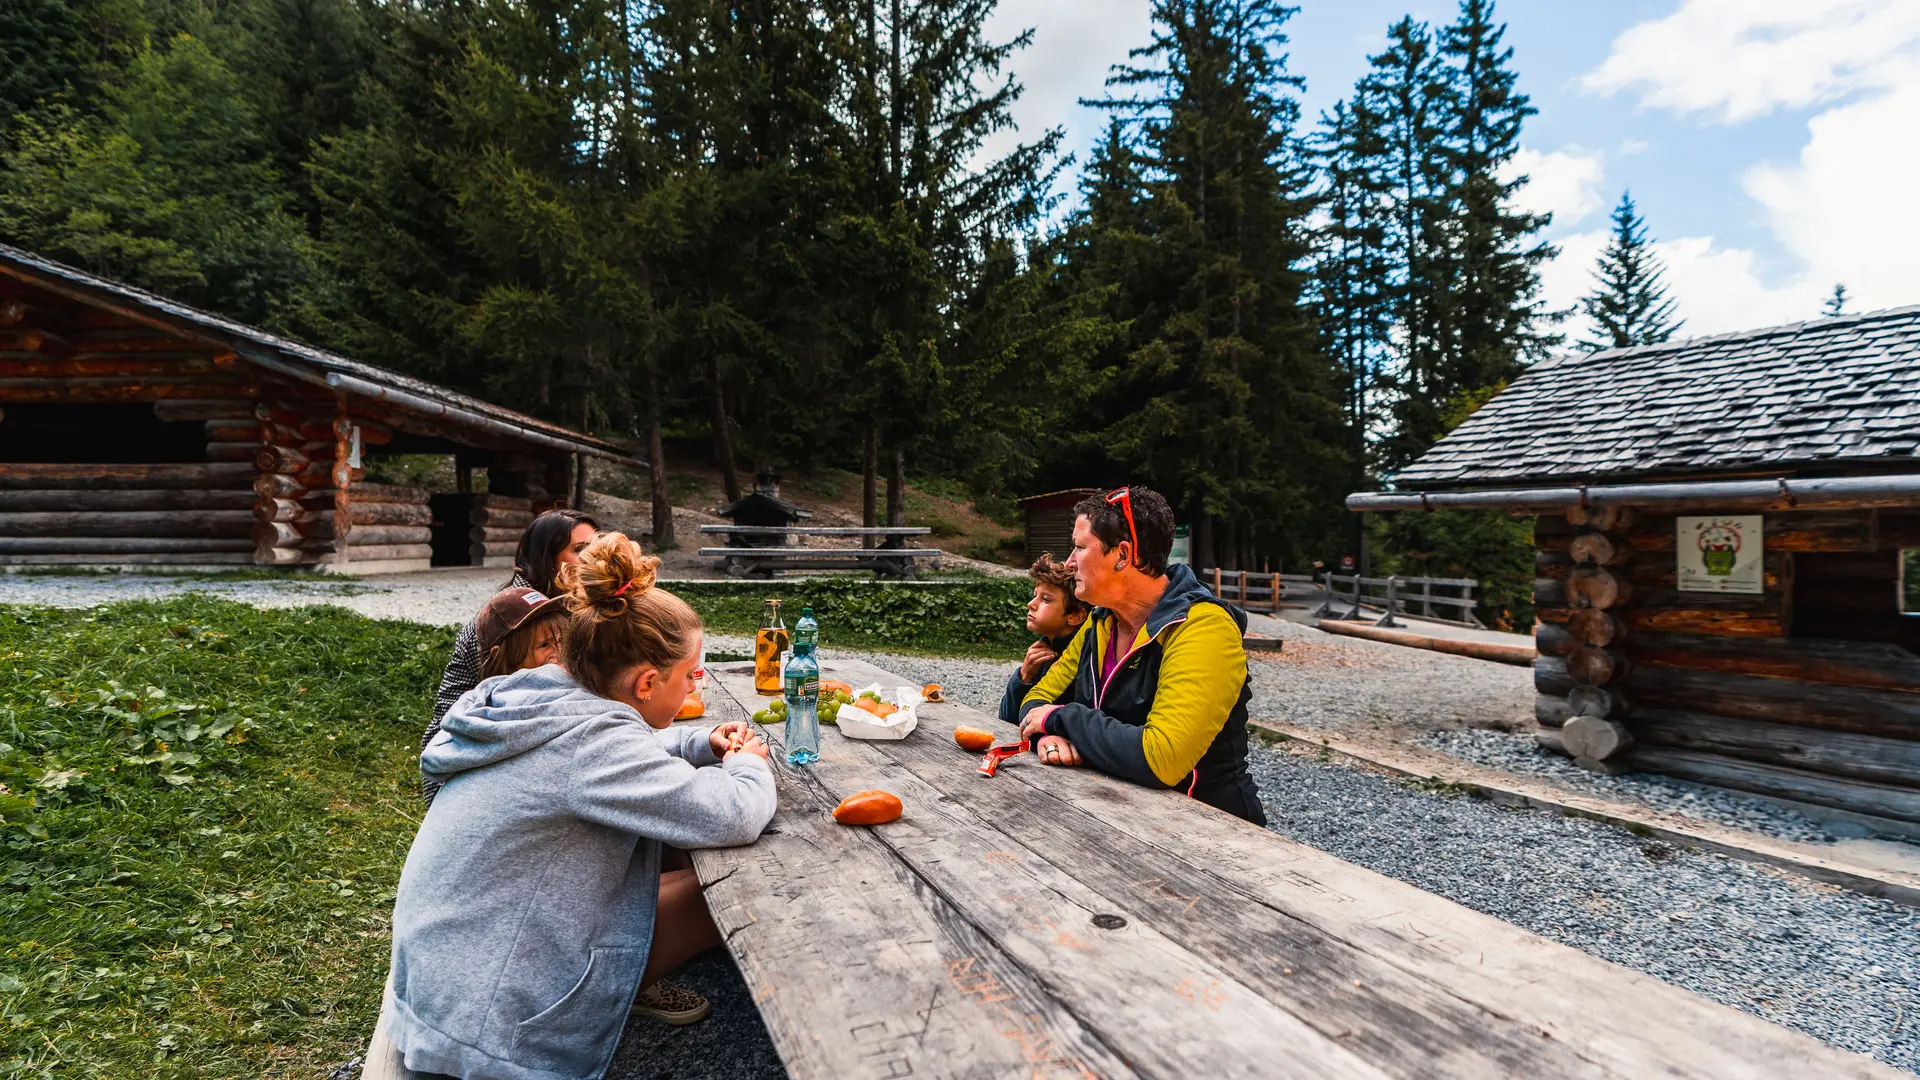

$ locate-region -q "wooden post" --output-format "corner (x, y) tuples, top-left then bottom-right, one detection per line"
(1270, 571), (1280, 614)
(332, 402), (353, 569)
(1212, 566), (1222, 597)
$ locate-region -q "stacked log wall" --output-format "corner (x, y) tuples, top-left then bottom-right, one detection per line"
(251, 399), (347, 565)
(348, 482), (433, 569)
(0, 461), (257, 563)
(1535, 506), (1920, 826)
(469, 494), (532, 568)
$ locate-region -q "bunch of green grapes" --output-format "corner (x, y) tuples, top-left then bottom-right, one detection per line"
(751, 698), (789, 726)
(819, 687), (854, 725)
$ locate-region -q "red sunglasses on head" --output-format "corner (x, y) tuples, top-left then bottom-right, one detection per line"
(1106, 487), (1139, 565)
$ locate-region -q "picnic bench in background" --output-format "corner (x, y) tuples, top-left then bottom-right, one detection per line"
(693, 657), (1900, 1080)
(698, 524), (940, 579)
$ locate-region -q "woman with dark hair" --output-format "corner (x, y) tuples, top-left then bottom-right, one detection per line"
(421, 508), (597, 806)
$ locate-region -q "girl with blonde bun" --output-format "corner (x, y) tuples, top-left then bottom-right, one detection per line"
(382, 532), (775, 1080)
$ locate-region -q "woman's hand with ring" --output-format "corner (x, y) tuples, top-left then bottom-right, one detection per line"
(1018, 705), (1057, 743)
(1036, 735), (1081, 767)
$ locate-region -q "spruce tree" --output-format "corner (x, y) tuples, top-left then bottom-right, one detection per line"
(0, 33), (313, 327)
(1312, 99), (1392, 483)
(1579, 190), (1681, 351)
(1824, 283), (1849, 318)
(1431, 0), (1556, 428)
(1351, 17), (1451, 472)
(1076, 0), (1345, 569)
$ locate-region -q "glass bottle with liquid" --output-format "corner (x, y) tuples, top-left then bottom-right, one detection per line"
(754, 599), (789, 696)
(783, 608), (821, 765)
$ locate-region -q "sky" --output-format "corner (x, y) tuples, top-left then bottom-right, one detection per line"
(983, 0), (1920, 341)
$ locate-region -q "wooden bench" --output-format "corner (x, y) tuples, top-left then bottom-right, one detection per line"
(698, 525), (938, 578)
(694, 655), (1904, 1080)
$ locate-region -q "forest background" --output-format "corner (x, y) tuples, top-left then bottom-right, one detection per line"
(0, 0), (1668, 627)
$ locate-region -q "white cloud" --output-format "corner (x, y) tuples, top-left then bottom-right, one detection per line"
(1617, 139), (1649, 156)
(1561, 0), (1920, 333)
(1542, 229), (1830, 341)
(1743, 79), (1920, 312)
(1581, 0), (1920, 123)
(982, 2), (1155, 171)
(1501, 145), (1606, 228)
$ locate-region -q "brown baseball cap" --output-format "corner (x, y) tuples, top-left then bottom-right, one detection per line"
(475, 587), (566, 653)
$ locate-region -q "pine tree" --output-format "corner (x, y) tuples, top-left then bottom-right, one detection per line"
(1579, 190), (1681, 351)
(1311, 99), (1392, 485)
(1824, 283), (1849, 318)
(0, 33), (313, 326)
(1430, 0), (1556, 428)
(1074, 0), (1345, 569)
(1350, 17), (1451, 472)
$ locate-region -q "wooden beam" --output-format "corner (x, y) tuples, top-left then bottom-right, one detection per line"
(1632, 708), (1920, 789)
(1629, 632), (1920, 693)
(0, 551), (254, 565)
(0, 376), (252, 401)
(0, 462), (255, 490)
(1627, 664), (1920, 739)
(0, 489), (254, 512)
(0, 510), (254, 538)
(0, 537), (254, 554)
(1631, 747), (1920, 824)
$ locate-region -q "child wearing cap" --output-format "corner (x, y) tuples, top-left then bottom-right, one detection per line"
(419, 587), (567, 807)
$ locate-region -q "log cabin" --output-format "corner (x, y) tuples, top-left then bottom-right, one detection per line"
(0, 243), (640, 573)
(1347, 306), (1920, 834)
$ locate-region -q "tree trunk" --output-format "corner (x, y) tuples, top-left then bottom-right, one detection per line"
(862, 429), (879, 548)
(709, 354), (741, 504)
(886, 445), (906, 529)
(648, 378), (674, 551)
(1190, 506), (1212, 572)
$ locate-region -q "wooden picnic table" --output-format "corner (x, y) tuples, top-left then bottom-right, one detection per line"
(694, 655), (1901, 1080)
(698, 525), (939, 579)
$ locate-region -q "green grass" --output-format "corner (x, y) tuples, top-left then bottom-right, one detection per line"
(0, 599), (452, 1078)
(675, 579), (1031, 660)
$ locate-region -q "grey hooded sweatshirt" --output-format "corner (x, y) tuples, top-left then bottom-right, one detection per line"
(386, 665), (777, 1080)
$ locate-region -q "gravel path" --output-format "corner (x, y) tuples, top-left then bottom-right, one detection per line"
(1239, 617), (1535, 735)
(1248, 744), (1920, 1074)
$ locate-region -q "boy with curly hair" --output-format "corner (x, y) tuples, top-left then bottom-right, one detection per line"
(997, 554), (1092, 724)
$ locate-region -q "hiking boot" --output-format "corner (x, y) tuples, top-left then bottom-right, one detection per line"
(630, 979), (711, 1025)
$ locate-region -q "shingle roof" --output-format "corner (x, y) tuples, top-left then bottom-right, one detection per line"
(0, 242), (635, 461)
(1393, 306), (1920, 489)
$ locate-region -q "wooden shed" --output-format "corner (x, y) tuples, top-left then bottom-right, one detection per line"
(0, 244), (639, 573)
(1348, 307), (1920, 833)
(1017, 488), (1099, 565)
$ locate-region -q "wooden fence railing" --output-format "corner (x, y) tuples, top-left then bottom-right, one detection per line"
(1204, 568), (1318, 614)
(1311, 573), (1483, 629)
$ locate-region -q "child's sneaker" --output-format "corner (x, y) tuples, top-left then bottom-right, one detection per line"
(630, 979), (711, 1025)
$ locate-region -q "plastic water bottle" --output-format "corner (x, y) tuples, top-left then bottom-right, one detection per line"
(783, 607), (821, 765)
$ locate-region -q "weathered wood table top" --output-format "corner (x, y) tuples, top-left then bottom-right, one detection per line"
(693, 655), (1899, 1080)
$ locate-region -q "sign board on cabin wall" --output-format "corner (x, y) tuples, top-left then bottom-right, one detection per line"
(1677, 515), (1764, 594)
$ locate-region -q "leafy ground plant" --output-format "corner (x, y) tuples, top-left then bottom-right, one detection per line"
(0, 598), (451, 1078)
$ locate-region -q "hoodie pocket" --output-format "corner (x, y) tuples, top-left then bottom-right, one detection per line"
(509, 946), (645, 1073)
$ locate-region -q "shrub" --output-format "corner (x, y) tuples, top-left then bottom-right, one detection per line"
(672, 579), (1032, 658)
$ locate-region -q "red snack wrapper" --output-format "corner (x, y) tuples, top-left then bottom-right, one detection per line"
(977, 742), (1029, 777)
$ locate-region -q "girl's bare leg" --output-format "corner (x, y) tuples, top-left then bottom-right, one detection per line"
(641, 868), (721, 988)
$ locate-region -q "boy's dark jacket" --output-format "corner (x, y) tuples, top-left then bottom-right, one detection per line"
(995, 632), (1078, 725)
(1020, 563), (1265, 824)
